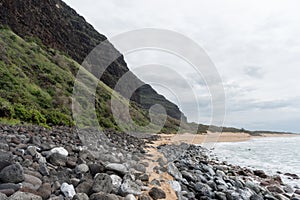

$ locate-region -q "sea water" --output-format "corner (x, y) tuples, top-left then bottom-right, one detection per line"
(212, 136), (300, 188)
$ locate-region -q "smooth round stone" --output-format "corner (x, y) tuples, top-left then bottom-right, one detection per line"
(75, 164), (89, 174)
(60, 183), (76, 198)
(0, 163), (24, 183)
(50, 147), (69, 157)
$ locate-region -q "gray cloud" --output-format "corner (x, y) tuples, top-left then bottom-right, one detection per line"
(64, 0), (300, 132)
(244, 66), (264, 79)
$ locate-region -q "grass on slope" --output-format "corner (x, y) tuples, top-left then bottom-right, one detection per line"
(0, 27), (207, 133)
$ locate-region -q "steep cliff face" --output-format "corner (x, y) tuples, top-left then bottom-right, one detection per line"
(0, 0), (186, 121)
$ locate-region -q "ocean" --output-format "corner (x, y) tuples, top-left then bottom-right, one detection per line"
(211, 136), (300, 188)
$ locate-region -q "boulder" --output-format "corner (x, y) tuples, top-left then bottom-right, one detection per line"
(9, 191), (42, 200)
(92, 173), (113, 193)
(120, 179), (142, 196)
(167, 163), (182, 180)
(0, 151), (13, 171)
(50, 147), (68, 157)
(0, 193), (7, 200)
(168, 180), (181, 193)
(75, 164), (89, 174)
(72, 193), (89, 200)
(254, 170), (268, 178)
(48, 153), (67, 166)
(0, 163), (24, 183)
(61, 183), (76, 198)
(106, 163), (128, 175)
(76, 180), (93, 195)
(110, 174), (122, 193)
(37, 183), (51, 200)
(23, 174), (42, 190)
(90, 192), (120, 200)
(125, 194), (137, 200)
(149, 187), (166, 200)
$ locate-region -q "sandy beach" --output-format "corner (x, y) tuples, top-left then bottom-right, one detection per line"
(155, 132), (299, 145)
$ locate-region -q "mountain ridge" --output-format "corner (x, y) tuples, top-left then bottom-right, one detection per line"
(0, 0), (186, 121)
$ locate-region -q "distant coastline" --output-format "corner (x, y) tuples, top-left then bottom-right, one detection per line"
(157, 131), (300, 145)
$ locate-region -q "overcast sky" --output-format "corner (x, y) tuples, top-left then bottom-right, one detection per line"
(64, 0), (300, 133)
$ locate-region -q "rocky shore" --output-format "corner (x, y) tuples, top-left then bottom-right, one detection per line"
(0, 124), (299, 200)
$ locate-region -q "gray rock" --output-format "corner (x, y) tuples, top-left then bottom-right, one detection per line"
(264, 194), (277, 200)
(125, 194), (136, 200)
(240, 188), (255, 200)
(88, 163), (105, 177)
(9, 191), (42, 200)
(0, 193), (7, 200)
(194, 182), (212, 197)
(23, 174), (42, 190)
(26, 146), (38, 156)
(72, 193), (89, 200)
(138, 195), (151, 200)
(38, 163), (49, 176)
(139, 174), (149, 182)
(181, 170), (197, 182)
(70, 178), (81, 187)
(90, 192), (120, 200)
(0, 183), (21, 191)
(150, 179), (161, 187)
(110, 174), (122, 193)
(202, 164), (215, 176)
(0, 189), (14, 197)
(28, 136), (41, 146)
(50, 147), (68, 157)
(267, 185), (284, 193)
(168, 181), (181, 193)
(106, 163), (128, 175)
(225, 190), (241, 200)
(215, 191), (227, 200)
(75, 164), (89, 174)
(273, 194), (289, 200)
(134, 164), (146, 173)
(48, 153), (67, 166)
(149, 187), (166, 200)
(167, 163), (182, 180)
(0, 151), (13, 171)
(0, 163), (24, 183)
(76, 180), (93, 194)
(283, 185), (294, 193)
(61, 183), (76, 198)
(245, 181), (261, 194)
(92, 173), (113, 193)
(250, 194), (264, 200)
(37, 183), (51, 200)
(120, 179), (142, 195)
(254, 170), (268, 178)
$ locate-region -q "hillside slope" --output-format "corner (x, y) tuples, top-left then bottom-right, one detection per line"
(0, 0), (186, 121)
(0, 27), (203, 133)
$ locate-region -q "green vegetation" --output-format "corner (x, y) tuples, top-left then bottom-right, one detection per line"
(0, 27), (206, 133)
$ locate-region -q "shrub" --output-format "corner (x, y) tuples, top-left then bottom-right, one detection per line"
(45, 110), (73, 126)
(0, 98), (14, 118)
(13, 103), (31, 121)
(29, 109), (46, 125)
